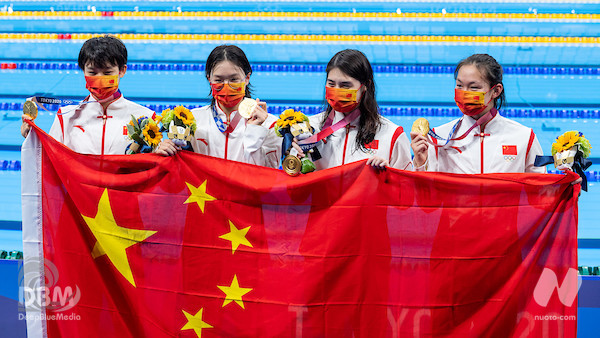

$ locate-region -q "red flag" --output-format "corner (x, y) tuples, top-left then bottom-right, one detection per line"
(364, 140), (379, 149)
(503, 145), (518, 155)
(21, 124), (579, 337)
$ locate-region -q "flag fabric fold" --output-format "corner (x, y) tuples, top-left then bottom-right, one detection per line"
(22, 124), (579, 337)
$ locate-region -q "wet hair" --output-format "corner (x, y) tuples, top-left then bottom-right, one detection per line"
(323, 49), (381, 152)
(454, 54), (506, 110)
(205, 45), (253, 108)
(78, 35), (127, 70)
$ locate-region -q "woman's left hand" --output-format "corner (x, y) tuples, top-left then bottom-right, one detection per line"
(366, 156), (389, 169)
(247, 98), (268, 125)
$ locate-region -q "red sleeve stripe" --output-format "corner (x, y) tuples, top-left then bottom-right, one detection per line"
(269, 121), (277, 129)
(389, 126), (404, 163)
(525, 129), (536, 162)
(431, 127), (438, 159)
(57, 108), (64, 138)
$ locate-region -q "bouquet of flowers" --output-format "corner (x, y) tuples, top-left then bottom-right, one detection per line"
(551, 130), (591, 165)
(535, 130), (592, 191)
(125, 114), (163, 154)
(275, 109), (320, 176)
(160, 106), (197, 147)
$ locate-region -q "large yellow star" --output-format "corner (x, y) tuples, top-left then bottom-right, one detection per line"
(181, 308), (213, 337)
(82, 189), (157, 287)
(219, 220), (253, 254)
(217, 275), (253, 309)
(184, 180), (216, 213)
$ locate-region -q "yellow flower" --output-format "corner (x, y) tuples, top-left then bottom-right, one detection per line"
(552, 131), (580, 153)
(276, 109), (304, 129)
(173, 106), (194, 126)
(142, 121), (162, 147)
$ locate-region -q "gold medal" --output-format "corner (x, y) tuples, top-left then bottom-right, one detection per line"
(411, 118), (429, 136)
(23, 100), (38, 120)
(283, 154), (302, 176)
(238, 98), (257, 119)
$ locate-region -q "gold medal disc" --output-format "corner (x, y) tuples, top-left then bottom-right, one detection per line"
(283, 155), (302, 176)
(411, 118), (429, 136)
(23, 100), (38, 120)
(238, 98), (258, 119)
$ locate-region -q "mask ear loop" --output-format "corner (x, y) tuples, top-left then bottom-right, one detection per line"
(356, 83), (364, 103)
(242, 74), (250, 96)
(483, 84), (500, 107)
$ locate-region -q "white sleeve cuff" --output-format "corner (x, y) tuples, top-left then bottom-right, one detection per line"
(414, 159), (429, 171)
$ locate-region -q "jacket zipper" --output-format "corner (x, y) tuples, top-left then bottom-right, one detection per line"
(101, 108), (108, 156)
(480, 125), (485, 174)
(342, 125), (350, 165)
(224, 113), (230, 160)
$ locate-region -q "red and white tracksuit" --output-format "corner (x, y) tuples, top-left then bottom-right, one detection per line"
(308, 110), (413, 170)
(189, 104), (280, 168)
(417, 114), (545, 173)
(49, 95), (155, 155)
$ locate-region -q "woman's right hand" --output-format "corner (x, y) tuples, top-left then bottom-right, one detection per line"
(410, 131), (429, 168)
(154, 139), (181, 156)
(21, 114), (33, 138)
(291, 138), (305, 158)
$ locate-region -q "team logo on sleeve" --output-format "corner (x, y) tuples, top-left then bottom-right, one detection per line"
(502, 145), (517, 161)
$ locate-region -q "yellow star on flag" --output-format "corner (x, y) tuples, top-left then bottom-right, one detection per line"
(219, 220), (253, 254)
(217, 275), (253, 309)
(184, 180), (216, 213)
(82, 189), (157, 287)
(181, 308), (213, 337)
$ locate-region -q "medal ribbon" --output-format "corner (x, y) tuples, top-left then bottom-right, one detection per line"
(212, 105), (243, 134)
(28, 91), (122, 115)
(298, 108), (361, 146)
(427, 108), (498, 148)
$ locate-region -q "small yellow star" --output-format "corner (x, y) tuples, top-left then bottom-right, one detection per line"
(217, 275), (253, 309)
(219, 220), (253, 254)
(82, 189), (157, 287)
(184, 180), (216, 213)
(181, 308), (213, 337)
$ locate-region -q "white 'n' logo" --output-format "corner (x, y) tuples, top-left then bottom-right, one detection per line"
(533, 268), (581, 307)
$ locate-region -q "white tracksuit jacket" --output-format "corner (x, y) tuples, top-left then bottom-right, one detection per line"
(49, 95), (155, 155)
(189, 104), (280, 168)
(418, 113), (545, 174)
(308, 110), (413, 171)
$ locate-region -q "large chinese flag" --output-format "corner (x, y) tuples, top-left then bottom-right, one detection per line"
(21, 124), (579, 337)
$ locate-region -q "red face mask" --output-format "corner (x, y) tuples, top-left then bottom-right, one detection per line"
(454, 85), (497, 116)
(85, 75), (119, 100)
(211, 82), (246, 108)
(326, 85), (362, 113)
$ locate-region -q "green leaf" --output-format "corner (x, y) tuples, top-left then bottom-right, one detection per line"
(130, 115), (140, 130)
(161, 110), (174, 127)
(126, 124), (135, 137)
(131, 134), (145, 145)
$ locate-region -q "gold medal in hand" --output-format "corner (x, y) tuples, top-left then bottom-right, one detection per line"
(411, 118), (429, 136)
(23, 100), (38, 120)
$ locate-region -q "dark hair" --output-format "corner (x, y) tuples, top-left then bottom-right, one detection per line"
(205, 45), (253, 108)
(454, 54), (506, 110)
(323, 49), (381, 152)
(78, 35), (127, 70)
